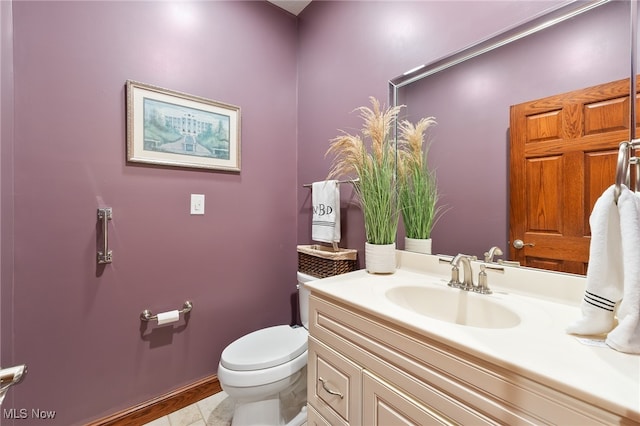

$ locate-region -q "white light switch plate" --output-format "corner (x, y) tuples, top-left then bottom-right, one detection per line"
(190, 194), (205, 215)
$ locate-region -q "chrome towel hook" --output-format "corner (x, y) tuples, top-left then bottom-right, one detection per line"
(97, 207), (113, 264)
(614, 140), (640, 204)
(614, 142), (630, 203)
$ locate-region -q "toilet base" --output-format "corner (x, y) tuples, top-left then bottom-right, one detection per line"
(230, 398), (307, 426)
(232, 398), (281, 426)
(228, 366), (307, 426)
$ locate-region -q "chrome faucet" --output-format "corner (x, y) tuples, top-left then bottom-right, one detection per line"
(484, 246), (503, 263)
(447, 254), (497, 294)
(449, 254), (475, 291)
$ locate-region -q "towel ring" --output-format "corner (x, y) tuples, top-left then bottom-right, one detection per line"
(631, 139), (640, 194)
(632, 157), (640, 195)
(615, 142), (630, 203)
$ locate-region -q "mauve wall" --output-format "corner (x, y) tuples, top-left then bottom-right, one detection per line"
(5, 1), (297, 424)
(296, 0), (576, 265)
(1, 0), (15, 387)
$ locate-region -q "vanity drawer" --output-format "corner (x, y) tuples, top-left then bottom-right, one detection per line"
(308, 336), (362, 426)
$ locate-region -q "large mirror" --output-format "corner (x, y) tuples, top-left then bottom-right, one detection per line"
(391, 0), (635, 274)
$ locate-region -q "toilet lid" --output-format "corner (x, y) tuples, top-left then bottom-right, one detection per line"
(220, 325), (308, 371)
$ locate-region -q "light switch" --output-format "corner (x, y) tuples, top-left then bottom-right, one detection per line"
(190, 194), (205, 215)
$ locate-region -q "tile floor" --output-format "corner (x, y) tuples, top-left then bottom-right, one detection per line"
(143, 391), (232, 426)
(143, 371), (306, 426)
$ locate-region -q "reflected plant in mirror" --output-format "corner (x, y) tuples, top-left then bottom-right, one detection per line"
(397, 117), (446, 254)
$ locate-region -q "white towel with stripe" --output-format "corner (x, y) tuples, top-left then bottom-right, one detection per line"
(312, 180), (341, 244)
(566, 185), (624, 336)
(606, 188), (640, 353)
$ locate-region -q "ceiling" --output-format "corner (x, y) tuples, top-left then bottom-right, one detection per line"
(268, 0), (312, 16)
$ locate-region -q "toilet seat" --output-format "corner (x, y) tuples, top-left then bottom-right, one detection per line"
(218, 348), (307, 388)
(218, 325), (309, 388)
(220, 325), (308, 371)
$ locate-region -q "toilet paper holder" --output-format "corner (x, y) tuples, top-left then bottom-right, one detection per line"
(140, 301), (193, 322)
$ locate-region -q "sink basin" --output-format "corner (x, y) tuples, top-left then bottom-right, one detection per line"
(385, 285), (521, 329)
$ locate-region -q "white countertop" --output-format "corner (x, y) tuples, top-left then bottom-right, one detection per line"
(304, 251), (640, 421)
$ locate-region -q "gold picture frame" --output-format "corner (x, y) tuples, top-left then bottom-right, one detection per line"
(126, 80), (241, 172)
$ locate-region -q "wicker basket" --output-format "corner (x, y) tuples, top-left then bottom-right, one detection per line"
(297, 244), (358, 278)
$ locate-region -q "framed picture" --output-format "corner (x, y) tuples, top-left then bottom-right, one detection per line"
(126, 80), (241, 172)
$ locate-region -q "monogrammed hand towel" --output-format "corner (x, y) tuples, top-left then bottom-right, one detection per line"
(312, 180), (340, 244)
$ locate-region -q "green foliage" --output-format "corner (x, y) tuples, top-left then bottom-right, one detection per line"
(397, 118), (445, 239)
(398, 161), (441, 239)
(355, 144), (399, 245)
(144, 121), (182, 143)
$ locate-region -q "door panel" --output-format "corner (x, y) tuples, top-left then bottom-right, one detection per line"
(524, 155), (562, 233)
(509, 77), (640, 274)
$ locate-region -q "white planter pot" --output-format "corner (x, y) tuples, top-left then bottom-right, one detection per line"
(365, 242), (396, 274)
(404, 237), (432, 254)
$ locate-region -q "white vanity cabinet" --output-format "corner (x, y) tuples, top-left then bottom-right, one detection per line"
(307, 337), (361, 425)
(306, 292), (630, 425)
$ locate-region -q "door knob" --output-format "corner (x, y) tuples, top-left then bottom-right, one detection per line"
(513, 239), (535, 249)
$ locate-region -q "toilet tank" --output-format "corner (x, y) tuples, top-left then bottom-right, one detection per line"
(297, 271), (316, 329)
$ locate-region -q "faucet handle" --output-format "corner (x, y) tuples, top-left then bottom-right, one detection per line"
(475, 264), (492, 294)
(448, 265), (461, 288)
(484, 246), (504, 263)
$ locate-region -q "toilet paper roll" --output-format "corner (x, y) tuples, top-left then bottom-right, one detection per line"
(156, 310), (180, 325)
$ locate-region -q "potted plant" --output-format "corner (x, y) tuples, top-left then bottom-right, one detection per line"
(326, 97), (402, 273)
(397, 117), (444, 254)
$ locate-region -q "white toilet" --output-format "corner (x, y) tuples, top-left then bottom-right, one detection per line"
(217, 271), (316, 426)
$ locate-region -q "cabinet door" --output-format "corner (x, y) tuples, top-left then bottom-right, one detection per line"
(308, 337), (362, 426)
(306, 404), (332, 426)
(363, 371), (455, 426)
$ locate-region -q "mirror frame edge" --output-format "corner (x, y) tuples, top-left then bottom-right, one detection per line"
(388, 0), (610, 98)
